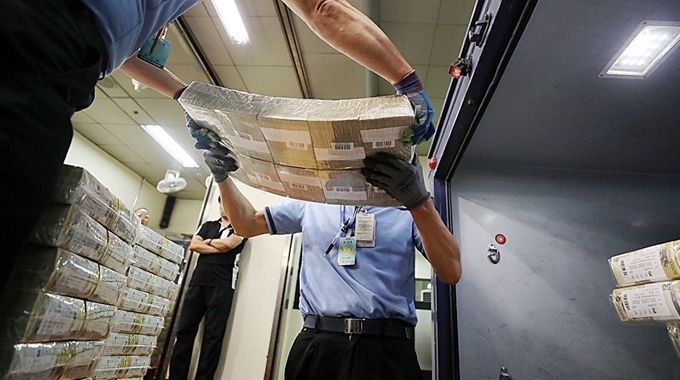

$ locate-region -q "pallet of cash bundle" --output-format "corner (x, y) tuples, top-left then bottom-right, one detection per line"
(117, 287), (170, 317)
(102, 332), (157, 356)
(91, 355), (151, 379)
(110, 310), (164, 336)
(0, 340), (104, 380)
(610, 280), (680, 322)
(81, 301), (117, 340)
(0, 291), (86, 343)
(52, 165), (140, 243)
(7, 246), (99, 298)
(179, 81), (415, 206)
(609, 239), (680, 286)
(135, 225), (184, 264)
(126, 266), (174, 299)
(131, 245), (180, 282)
(6, 246), (125, 306)
(30, 204), (132, 274)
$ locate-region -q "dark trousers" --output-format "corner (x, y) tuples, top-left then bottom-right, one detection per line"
(285, 328), (422, 380)
(0, 0), (105, 292)
(170, 285), (235, 380)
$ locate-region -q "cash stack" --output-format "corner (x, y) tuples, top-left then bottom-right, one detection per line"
(0, 165), (184, 380)
(608, 239), (680, 358)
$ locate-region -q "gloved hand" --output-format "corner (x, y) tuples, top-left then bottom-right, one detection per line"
(184, 109), (221, 150)
(403, 91), (436, 147)
(202, 144), (239, 183)
(361, 152), (430, 209)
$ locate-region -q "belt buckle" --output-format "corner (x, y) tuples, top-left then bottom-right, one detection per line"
(344, 318), (363, 334)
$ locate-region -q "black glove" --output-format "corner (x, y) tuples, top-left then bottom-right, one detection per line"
(185, 109), (222, 150)
(202, 145), (239, 183)
(361, 152), (430, 209)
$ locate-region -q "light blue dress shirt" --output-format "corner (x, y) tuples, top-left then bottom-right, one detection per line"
(265, 200), (424, 326)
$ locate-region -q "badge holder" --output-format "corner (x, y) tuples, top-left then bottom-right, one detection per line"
(138, 25), (172, 69)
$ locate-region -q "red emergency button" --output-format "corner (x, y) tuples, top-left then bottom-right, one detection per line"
(495, 234), (506, 245)
(428, 157), (437, 170)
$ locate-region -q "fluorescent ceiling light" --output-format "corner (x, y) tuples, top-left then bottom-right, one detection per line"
(214, 0), (249, 44)
(601, 21), (680, 79)
(140, 124), (199, 168)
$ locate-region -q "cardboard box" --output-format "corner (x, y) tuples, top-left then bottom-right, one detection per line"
(179, 82), (414, 206)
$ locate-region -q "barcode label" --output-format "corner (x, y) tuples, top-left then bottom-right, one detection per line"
(623, 293), (630, 310)
(620, 259), (628, 276)
(332, 142), (354, 151)
(333, 186), (353, 192)
(290, 183), (308, 191)
(237, 131), (253, 140)
(372, 140), (395, 149)
(256, 173), (272, 182)
(286, 141), (307, 150)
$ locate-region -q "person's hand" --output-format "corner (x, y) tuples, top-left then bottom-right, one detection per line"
(203, 145), (239, 183)
(184, 109), (221, 150)
(361, 152), (430, 209)
(403, 91), (436, 147)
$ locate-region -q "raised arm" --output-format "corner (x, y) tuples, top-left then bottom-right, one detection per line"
(283, 0), (412, 84)
(362, 153), (462, 284)
(202, 146), (269, 238)
(409, 200), (462, 285)
(119, 56), (186, 98)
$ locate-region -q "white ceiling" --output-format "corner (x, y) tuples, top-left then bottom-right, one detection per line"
(72, 0), (476, 200)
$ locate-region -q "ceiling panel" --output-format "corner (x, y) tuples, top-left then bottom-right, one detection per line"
(98, 144), (147, 164)
(101, 124), (156, 148)
(219, 16), (294, 67)
(212, 65), (248, 91)
(182, 16), (236, 65)
(380, 0), (443, 23)
(72, 123), (122, 145)
(302, 53), (367, 99)
(381, 22), (438, 66)
(237, 65), (303, 97)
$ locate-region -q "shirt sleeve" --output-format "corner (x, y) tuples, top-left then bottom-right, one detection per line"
(413, 219), (425, 257)
(265, 200), (305, 235)
(195, 220), (216, 239)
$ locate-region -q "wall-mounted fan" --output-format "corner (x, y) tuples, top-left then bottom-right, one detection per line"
(157, 169), (187, 193)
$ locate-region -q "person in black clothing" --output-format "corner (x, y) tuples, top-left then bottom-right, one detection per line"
(169, 199), (247, 380)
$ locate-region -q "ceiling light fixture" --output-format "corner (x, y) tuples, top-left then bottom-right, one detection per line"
(601, 21), (680, 79)
(140, 124), (199, 168)
(214, 0), (250, 44)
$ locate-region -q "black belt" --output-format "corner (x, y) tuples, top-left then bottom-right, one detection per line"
(303, 316), (414, 339)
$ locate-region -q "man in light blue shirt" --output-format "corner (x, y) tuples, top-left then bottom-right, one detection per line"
(204, 146), (462, 380)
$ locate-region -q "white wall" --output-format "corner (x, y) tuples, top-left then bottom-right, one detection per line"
(185, 180), (291, 380)
(64, 131), (202, 236)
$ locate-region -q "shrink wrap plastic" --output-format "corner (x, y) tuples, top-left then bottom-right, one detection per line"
(610, 280), (680, 323)
(0, 340), (104, 380)
(609, 239), (680, 287)
(0, 290), (116, 344)
(130, 245), (180, 282)
(92, 355), (150, 379)
(110, 310), (164, 336)
(135, 226), (184, 265)
(179, 81), (415, 206)
(52, 165), (140, 244)
(102, 333), (157, 356)
(6, 246), (125, 306)
(0, 291), (86, 343)
(117, 287), (170, 317)
(30, 205), (132, 274)
(125, 266), (174, 299)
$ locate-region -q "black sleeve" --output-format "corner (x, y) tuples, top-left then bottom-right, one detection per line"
(195, 220), (219, 239)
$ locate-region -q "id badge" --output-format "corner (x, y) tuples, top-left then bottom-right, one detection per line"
(338, 237), (356, 266)
(137, 37), (172, 69)
(355, 213), (375, 248)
